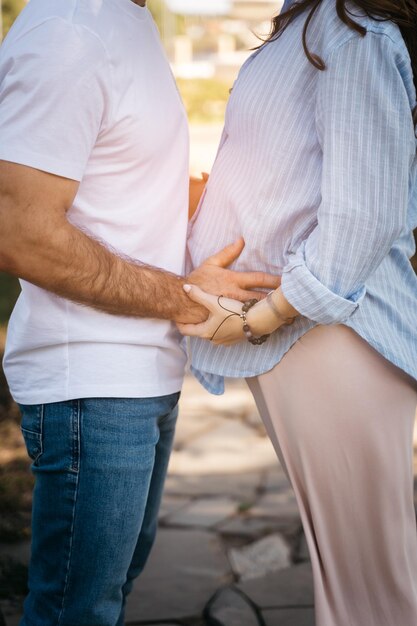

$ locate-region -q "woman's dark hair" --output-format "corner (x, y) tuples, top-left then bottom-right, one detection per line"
(263, 0), (417, 127)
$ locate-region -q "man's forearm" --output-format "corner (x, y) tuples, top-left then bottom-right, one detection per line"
(2, 217), (204, 324)
(0, 162), (280, 322)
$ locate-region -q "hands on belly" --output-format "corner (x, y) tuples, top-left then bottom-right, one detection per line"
(180, 237), (284, 346)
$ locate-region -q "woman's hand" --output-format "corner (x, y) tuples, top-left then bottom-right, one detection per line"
(177, 285), (244, 346)
(177, 285), (286, 346)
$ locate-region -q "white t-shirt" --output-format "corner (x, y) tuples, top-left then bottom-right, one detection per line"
(0, 0), (190, 404)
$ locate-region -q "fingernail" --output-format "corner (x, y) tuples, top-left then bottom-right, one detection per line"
(183, 284), (192, 293)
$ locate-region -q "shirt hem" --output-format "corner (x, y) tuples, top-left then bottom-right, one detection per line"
(190, 323), (417, 394)
(10, 378), (185, 406)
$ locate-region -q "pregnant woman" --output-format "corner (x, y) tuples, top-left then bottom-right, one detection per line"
(182, 0), (417, 624)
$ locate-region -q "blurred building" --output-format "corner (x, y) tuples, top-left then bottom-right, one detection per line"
(164, 0), (283, 80)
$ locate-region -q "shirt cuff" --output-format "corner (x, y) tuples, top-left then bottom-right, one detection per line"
(281, 247), (366, 325)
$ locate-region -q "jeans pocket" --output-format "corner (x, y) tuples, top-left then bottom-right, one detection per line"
(19, 404), (44, 464)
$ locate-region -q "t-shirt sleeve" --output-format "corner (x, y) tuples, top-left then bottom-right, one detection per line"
(0, 18), (110, 181)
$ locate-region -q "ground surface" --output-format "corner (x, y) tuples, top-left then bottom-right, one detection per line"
(0, 375), (315, 625)
(2, 374), (417, 625)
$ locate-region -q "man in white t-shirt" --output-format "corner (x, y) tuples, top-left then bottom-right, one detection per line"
(0, 0), (279, 623)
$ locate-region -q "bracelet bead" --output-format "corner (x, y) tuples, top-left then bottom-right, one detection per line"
(241, 299), (270, 346)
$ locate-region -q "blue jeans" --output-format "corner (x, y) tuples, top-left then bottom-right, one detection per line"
(18, 393), (180, 626)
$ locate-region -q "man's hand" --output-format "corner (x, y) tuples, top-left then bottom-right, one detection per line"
(171, 280), (209, 325)
(187, 238), (281, 302)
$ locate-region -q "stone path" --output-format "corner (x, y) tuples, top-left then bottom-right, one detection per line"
(122, 376), (313, 625)
(2, 373), (417, 625)
(123, 377), (314, 626)
(1, 375), (314, 625)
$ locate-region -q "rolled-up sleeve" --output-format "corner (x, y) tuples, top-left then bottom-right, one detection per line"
(281, 32), (416, 325)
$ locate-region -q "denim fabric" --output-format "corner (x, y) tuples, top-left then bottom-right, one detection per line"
(18, 393), (180, 626)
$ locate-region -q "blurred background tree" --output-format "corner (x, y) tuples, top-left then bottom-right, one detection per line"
(0, 274), (19, 325)
(1, 0), (169, 37)
(2, 0), (25, 37)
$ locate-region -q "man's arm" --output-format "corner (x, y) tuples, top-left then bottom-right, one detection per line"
(0, 162), (206, 324)
(0, 162), (281, 324)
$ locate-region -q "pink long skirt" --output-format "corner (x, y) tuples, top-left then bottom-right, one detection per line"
(247, 325), (417, 626)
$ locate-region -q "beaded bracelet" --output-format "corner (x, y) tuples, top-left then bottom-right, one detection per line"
(241, 299), (270, 346)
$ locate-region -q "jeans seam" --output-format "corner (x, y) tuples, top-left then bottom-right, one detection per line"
(56, 399), (81, 626)
(29, 404), (45, 465)
(71, 399), (80, 473)
(38, 404), (45, 463)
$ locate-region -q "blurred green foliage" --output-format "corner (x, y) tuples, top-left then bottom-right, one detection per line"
(2, 0), (26, 37)
(0, 274), (19, 325)
(177, 78), (230, 123)
(0, 555), (28, 598)
(1, 0), (171, 37)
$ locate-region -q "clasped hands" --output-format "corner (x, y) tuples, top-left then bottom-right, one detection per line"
(179, 237), (287, 346)
(178, 286), (286, 346)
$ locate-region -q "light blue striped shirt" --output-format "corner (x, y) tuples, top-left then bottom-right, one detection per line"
(187, 0), (417, 395)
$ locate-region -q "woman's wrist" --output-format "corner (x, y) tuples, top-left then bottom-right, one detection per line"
(266, 288), (299, 325)
(245, 288), (299, 337)
(245, 298), (282, 336)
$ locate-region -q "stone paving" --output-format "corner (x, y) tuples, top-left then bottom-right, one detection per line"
(122, 375), (314, 625)
(2, 373), (417, 626)
(1, 374), (314, 626)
